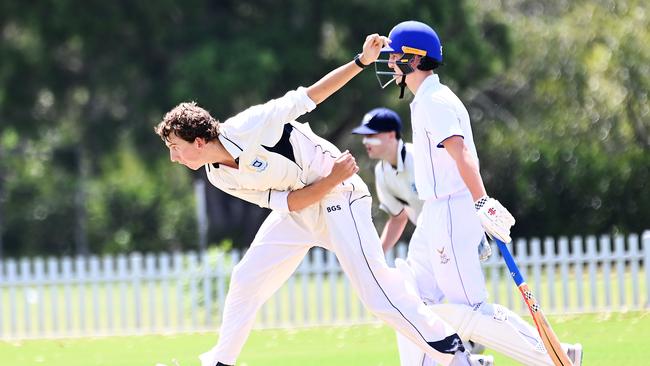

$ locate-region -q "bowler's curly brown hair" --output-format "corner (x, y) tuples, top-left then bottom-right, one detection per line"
(154, 102), (220, 143)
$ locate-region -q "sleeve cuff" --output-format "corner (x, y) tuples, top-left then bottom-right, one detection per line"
(436, 132), (464, 148)
(379, 203), (403, 217)
(296, 86), (317, 113)
(268, 190), (291, 212)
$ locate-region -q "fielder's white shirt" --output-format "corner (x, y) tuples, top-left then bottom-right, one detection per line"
(205, 87), (365, 212)
(374, 140), (423, 224)
(409, 74), (479, 200)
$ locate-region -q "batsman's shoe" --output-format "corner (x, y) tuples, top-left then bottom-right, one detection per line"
(566, 343), (583, 366)
(469, 354), (494, 366)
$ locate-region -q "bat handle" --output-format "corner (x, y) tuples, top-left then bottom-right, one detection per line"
(495, 239), (525, 286)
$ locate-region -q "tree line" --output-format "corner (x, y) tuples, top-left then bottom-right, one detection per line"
(0, 0), (647, 257)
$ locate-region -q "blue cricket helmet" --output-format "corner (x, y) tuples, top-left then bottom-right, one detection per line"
(381, 21), (443, 62)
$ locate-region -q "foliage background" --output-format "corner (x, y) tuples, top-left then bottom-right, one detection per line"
(0, 0), (648, 256)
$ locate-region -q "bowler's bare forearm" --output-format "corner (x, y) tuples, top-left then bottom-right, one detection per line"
(307, 62), (365, 105)
(287, 176), (339, 212)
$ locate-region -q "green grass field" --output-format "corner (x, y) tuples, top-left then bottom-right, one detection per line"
(2, 311), (648, 366)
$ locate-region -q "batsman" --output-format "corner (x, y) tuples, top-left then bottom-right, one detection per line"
(374, 20), (583, 366)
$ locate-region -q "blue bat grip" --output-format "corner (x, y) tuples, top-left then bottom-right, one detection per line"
(495, 238), (525, 286)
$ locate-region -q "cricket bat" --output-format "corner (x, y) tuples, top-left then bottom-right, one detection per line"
(494, 238), (574, 366)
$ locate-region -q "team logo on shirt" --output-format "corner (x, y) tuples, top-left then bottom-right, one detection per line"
(326, 205), (342, 213)
(411, 182), (418, 194)
(246, 155), (269, 173)
(437, 246), (450, 264)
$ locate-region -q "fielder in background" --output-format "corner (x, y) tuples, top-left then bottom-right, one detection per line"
(374, 20), (583, 366)
(352, 107), (492, 366)
(351, 108), (422, 254)
(155, 34), (491, 366)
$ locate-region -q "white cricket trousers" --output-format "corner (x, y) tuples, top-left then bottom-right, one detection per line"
(412, 189), (488, 306)
(395, 189), (488, 366)
(200, 188), (463, 366)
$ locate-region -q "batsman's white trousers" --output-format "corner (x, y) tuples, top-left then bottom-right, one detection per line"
(200, 187), (463, 366)
(395, 189), (570, 366)
(395, 189), (487, 366)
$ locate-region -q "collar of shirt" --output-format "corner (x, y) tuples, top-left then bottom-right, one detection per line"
(383, 139), (406, 173)
(410, 73), (442, 107)
(218, 133), (244, 161)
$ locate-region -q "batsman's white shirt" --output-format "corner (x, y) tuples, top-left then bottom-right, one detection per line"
(199, 87), (463, 366)
(374, 140), (423, 223)
(409, 74), (479, 201)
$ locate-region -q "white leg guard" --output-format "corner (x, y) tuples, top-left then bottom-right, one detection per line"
(429, 302), (564, 366)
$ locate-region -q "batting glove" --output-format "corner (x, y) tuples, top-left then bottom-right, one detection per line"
(475, 195), (516, 243)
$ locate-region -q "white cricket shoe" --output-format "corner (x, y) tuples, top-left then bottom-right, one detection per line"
(566, 343), (583, 366)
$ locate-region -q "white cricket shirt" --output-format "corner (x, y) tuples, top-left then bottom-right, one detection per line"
(409, 74), (479, 200)
(374, 140), (423, 224)
(205, 87), (367, 212)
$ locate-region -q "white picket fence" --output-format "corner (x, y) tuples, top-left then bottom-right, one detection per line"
(1, 231), (649, 340)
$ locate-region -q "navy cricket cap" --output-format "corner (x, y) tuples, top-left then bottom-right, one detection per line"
(351, 108), (402, 136)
